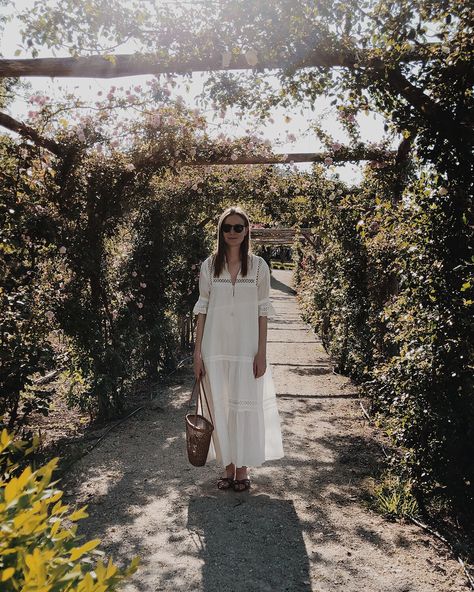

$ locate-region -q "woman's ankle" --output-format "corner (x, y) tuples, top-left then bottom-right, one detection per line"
(235, 465), (248, 478)
(225, 463), (235, 477)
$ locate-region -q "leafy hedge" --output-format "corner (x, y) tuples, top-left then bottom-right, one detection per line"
(0, 137), (57, 427)
(294, 162), (474, 520)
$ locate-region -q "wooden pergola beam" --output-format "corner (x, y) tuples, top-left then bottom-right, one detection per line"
(0, 109), (394, 164)
(192, 150), (394, 165)
(0, 110), (62, 155)
(0, 46), (438, 79)
(251, 228), (319, 246)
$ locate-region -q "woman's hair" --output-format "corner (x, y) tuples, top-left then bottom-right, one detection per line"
(213, 206), (251, 277)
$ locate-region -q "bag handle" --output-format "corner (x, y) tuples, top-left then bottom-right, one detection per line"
(188, 375), (213, 425)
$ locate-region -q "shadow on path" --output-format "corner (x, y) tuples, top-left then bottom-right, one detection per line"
(187, 495), (311, 592)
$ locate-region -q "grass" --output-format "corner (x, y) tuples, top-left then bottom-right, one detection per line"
(369, 471), (420, 520)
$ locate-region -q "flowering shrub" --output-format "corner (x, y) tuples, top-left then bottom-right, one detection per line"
(1, 96), (294, 422)
(0, 426), (139, 591)
(294, 161), (474, 520)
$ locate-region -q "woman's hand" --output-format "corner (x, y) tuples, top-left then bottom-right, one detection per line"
(193, 350), (206, 380)
(253, 351), (267, 379)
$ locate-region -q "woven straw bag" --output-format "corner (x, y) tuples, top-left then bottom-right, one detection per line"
(185, 376), (214, 466)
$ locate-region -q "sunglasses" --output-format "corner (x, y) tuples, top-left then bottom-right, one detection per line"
(222, 224), (245, 233)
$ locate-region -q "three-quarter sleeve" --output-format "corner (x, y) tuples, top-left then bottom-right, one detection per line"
(257, 258), (277, 319)
(193, 259), (210, 315)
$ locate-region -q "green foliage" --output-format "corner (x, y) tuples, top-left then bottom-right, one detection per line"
(370, 471), (419, 520)
(18, 0), (471, 163)
(295, 160), (474, 519)
(0, 137), (57, 427)
(6, 0), (473, 526)
(294, 171), (374, 380)
(363, 171), (474, 517)
(0, 427), (139, 591)
(1, 98), (294, 422)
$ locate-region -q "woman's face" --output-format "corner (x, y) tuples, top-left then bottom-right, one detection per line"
(221, 214), (248, 249)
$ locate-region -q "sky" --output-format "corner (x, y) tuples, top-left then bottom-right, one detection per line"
(0, 0), (391, 185)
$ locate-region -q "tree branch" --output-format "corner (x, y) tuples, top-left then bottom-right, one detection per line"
(0, 45), (440, 79)
(0, 111), (62, 155)
(369, 60), (473, 148)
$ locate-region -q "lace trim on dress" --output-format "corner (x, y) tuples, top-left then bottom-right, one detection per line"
(193, 296), (209, 315)
(208, 257), (213, 292)
(255, 257), (263, 284)
(203, 354), (255, 362)
(258, 299), (277, 318)
(228, 398), (279, 411)
(213, 278), (255, 284)
(210, 255), (256, 285)
(229, 399), (259, 410)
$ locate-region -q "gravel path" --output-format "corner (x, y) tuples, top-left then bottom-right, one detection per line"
(62, 270), (468, 592)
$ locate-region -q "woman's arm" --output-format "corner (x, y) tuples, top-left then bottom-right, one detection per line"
(257, 315), (267, 357)
(193, 313), (207, 378)
(192, 260), (210, 379)
(194, 312), (206, 353)
(254, 316), (268, 378)
(255, 257), (275, 378)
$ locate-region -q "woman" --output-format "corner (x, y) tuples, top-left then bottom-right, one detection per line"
(193, 206), (284, 492)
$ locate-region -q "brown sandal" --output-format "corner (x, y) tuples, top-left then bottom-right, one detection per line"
(233, 478), (251, 492)
(217, 476), (234, 490)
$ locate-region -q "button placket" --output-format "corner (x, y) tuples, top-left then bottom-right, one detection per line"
(229, 262), (241, 315)
(231, 267), (239, 315)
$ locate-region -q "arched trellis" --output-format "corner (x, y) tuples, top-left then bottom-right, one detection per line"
(0, 110), (395, 165)
(0, 46), (408, 356)
(1, 41), (470, 148)
(0, 41), (420, 356)
(1, 40), (469, 159)
(2, 15), (473, 543)
(251, 227), (316, 247)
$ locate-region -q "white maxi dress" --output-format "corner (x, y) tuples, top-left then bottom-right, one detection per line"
(193, 253), (285, 468)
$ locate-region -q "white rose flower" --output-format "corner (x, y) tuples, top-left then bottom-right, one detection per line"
(245, 49), (258, 66)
